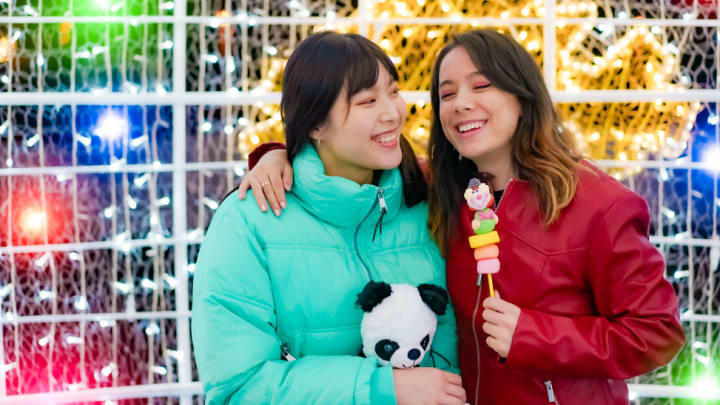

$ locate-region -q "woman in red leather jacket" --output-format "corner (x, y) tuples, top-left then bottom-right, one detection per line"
(238, 29), (685, 405)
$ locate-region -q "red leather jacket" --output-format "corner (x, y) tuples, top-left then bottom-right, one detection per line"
(448, 162), (685, 405)
(248, 145), (685, 404)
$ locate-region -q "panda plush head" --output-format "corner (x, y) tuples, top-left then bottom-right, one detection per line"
(355, 281), (449, 368)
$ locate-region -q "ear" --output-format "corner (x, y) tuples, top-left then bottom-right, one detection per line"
(417, 283), (449, 316)
(356, 281), (392, 312)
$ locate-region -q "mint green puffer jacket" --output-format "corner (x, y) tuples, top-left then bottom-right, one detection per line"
(191, 145), (459, 405)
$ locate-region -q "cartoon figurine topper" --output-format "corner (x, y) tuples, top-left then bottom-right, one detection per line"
(464, 178), (500, 296)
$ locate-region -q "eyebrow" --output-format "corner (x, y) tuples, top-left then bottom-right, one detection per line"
(439, 71), (485, 88)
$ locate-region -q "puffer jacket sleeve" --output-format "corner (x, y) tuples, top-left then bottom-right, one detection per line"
(191, 202), (396, 405)
(504, 192), (686, 379)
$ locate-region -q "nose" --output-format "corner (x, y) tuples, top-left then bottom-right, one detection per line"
(379, 96), (401, 124)
(407, 348), (421, 360)
(454, 88), (474, 112)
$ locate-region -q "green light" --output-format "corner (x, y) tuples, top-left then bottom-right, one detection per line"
(692, 375), (720, 400)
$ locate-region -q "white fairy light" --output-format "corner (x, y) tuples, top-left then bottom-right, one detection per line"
(141, 278), (158, 290)
(145, 322), (160, 336)
(113, 281), (132, 294)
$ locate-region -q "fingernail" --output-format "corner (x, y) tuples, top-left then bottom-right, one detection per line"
(281, 201), (286, 208)
(285, 183), (291, 190)
(261, 206), (267, 212)
(274, 209), (281, 216)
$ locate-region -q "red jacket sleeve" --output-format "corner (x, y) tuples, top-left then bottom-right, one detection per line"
(505, 192), (685, 379)
(248, 142), (286, 170)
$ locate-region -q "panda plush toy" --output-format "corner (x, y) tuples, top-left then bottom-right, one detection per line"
(355, 280), (449, 368)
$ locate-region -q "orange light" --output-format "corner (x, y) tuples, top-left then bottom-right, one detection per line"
(22, 209), (47, 235)
(215, 10), (234, 55)
(0, 36), (15, 63)
(60, 22), (72, 46)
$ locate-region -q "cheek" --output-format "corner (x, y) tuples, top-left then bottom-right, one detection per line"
(394, 98), (408, 123)
(438, 103), (452, 130)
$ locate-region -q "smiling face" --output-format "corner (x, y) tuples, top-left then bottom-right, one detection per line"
(437, 47), (521, 169)
(313, 62), (407, 184)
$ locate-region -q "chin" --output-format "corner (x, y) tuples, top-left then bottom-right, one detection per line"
(371, 152), (403, 170)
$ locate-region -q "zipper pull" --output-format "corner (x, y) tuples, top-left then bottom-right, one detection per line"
(372, 188), (387, 242)
(281, 342), (296, 361)
(377, 188), (388, 214)
(544, 380), (557, 403)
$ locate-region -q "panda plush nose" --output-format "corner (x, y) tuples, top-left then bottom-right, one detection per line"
(407, 348), (421, 360)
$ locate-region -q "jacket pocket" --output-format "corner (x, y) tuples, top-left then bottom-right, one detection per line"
(497, 230), (549, 308)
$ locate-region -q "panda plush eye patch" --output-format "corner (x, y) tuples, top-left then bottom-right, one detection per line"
(375, 339), (400, 361)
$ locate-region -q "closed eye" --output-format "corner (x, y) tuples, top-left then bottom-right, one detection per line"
(440, 92), (455, 100)
(474, 84), (492, 90)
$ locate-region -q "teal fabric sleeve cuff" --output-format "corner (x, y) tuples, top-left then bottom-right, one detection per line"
(369, 366), (397, 405)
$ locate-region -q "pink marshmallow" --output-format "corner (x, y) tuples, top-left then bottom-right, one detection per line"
(476, 258), (500, 274)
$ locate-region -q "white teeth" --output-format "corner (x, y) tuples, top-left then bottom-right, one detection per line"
(375, 133), (397, 143)
(458, 121), (485, 133)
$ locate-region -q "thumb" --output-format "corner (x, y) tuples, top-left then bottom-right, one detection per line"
(283, 164), (294, 191)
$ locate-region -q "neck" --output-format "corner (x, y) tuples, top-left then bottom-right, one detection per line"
(472, 153), (515, 191)
(317, 147), (374, 185)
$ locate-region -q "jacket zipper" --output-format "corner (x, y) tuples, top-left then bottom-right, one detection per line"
(354, 188), (384, 280)
(281, 342), (296, 361)
(544, 380), (559, 404)
(372, 189), (388, 242)
(470, 178), (514, 405)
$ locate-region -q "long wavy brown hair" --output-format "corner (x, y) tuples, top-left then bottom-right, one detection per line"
(427, 29), (582, 256)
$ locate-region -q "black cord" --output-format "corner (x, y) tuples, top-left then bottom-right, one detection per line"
(430, 348), (451, 367)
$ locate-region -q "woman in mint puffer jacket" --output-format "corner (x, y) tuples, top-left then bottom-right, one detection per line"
(191, 32), (463, 405)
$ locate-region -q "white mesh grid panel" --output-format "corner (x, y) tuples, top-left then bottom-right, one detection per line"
(0, 0), (719, 404)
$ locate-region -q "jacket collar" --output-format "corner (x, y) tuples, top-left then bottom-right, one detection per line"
(291, 145), (404, 228)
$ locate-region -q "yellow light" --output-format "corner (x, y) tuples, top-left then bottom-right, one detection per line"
(500, 11), (510, 19)
(441, 3), (449, 12)
(619, 152), (627, 160)
(427, 30), (438, 39)
(527, 40), (539, 51)
(403, 28), (413, 38)
(381, 39), (391, 49)
(251, 135), (260, 144)
(589, 132), (600, 141)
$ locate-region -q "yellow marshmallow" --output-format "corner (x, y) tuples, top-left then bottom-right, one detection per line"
(468, 231), (499, 248)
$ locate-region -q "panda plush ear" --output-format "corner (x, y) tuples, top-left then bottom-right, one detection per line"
(355, 281), (392, 312)
(417, 284), (449, 316)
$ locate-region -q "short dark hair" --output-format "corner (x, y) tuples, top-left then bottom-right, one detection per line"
(281, 31), (427, 206)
